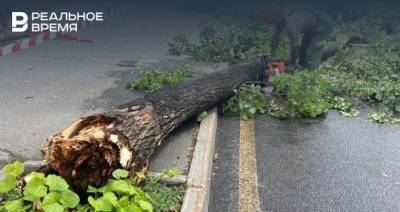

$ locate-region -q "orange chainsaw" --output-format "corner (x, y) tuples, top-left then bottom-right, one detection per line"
(259, 55), (287, 82)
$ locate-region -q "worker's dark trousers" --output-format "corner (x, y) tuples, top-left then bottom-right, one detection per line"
(300, 13), (334, 70)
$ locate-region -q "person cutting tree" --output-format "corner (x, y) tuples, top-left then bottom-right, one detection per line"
(262, 7), (333, 71)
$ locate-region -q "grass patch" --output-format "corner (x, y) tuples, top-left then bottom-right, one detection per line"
(127, 68), (192, 92)
(144, 183), (183, 212)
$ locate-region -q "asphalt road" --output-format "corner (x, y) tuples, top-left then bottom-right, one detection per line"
(209, 116), (240, 212)
(0, 2), (205, 165)
(3, 2), (400, 211)
(210, 112), (400, 211)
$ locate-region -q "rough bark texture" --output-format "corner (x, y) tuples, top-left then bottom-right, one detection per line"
(41, 61), (260, 191)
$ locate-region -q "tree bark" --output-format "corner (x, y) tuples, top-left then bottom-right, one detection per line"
(41, 61), (260, 191)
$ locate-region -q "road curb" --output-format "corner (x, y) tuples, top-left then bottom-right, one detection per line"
(181, 108), (218, 212)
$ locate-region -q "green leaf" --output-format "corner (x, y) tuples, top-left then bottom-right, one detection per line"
(117, 204), (141, 212)
(116, 196), (130, 207)
(87, 185), (98, 193)
(43, 202), (64, 212)
(395, 101), (400, 112)
(23, 184), (48, 201)
(98, 185), (109, 193)
(4, 161), (24, 177)
(88, 196), (97, 210)
(107, 179), (134, 195)
(162, 167), (181, 178)
(102, 192), (118, 206)
(60, 190), (80, 208)
(88, 196), (113, 212)
(138, 200), (153, 212)
(24, 172), (46, 186)
(134, 188), (148, 200)
(76, 204), (92, 212)
(112, 169), (129, 179)
(45, 175), (69, 192)
(0, 175), (18, 193)
(133, 205), (144, 212)
(42, 192), (61, 206)
(3, 199), (25, 211)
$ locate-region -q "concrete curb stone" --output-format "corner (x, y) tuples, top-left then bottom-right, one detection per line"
(181, 107), (218, 212)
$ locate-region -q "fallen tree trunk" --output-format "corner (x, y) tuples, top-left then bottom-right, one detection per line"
(41, 61), (260, 191)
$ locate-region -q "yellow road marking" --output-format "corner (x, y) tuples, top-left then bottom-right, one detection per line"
(239, 119), (261, 212)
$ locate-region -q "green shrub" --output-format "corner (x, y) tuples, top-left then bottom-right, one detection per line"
(0, 162), (184, 212)
(221, 84), (267, 120)
(368, 109), (400, 124)
(85, 169), (153, 212)
(271, 71), (333, 118)
(168, 23), (290, 63)
(0, 161), (81, 212)
(168, 34), (195, 56)
(127, 68), (192, 92)
(221, 71), (359, 120)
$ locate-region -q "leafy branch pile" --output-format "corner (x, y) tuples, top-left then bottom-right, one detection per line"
(221, 43), (400, 122)
(221, 84), (267, 120)
(127, 68), (192, 92)
(219, 9), (400, 123)
(268, 72), (332, 118)
(322, 10), (400, 123)
(221, 72), (358, 120)
(0, 161), (183, 212)
(320, 40), (400, 123)
(168, 22), (290, 63)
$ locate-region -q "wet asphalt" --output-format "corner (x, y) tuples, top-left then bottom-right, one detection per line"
(0, 3), (205, 165)
(209, 116), (240, 212)
(210, 111), (400, 212)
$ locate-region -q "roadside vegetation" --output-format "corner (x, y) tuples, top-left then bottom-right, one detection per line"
(221, 34), (400, 122)
(0, 161), (183, 212)
(168, 10), (400, 123)
(127, 68), (192, 92)
(168, 21), (290, 63)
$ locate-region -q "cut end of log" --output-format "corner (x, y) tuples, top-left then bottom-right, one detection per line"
(42, 115), (134, 191)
